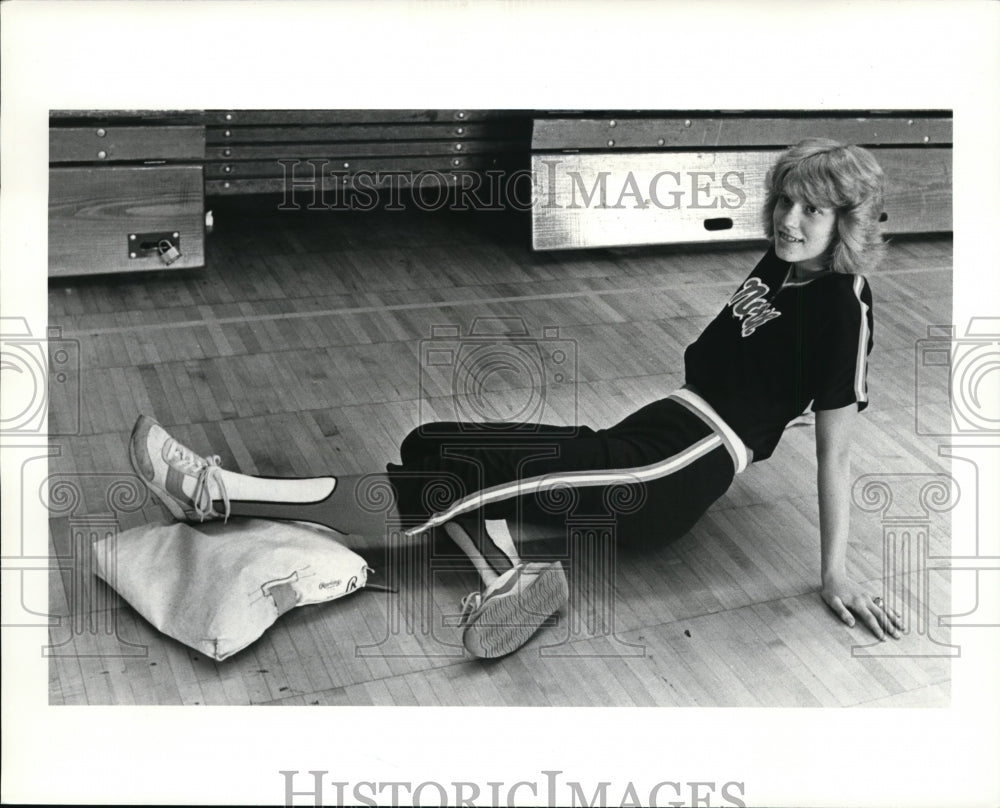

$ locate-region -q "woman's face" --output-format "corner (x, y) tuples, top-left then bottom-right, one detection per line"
(772, 191), (838, 272)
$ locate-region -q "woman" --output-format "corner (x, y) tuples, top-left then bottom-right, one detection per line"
(129, 138), (904, 659)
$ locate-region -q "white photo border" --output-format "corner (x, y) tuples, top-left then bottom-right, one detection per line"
(2, 2), (998, 806)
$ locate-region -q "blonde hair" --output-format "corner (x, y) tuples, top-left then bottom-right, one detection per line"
(763, 138), (887, 274)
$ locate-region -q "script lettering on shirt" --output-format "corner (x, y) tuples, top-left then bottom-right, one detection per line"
(728, 277), (781, 337)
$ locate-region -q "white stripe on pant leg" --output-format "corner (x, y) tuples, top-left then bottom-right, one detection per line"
(404, 433), (724, 536)
(668, 388), (750, 473)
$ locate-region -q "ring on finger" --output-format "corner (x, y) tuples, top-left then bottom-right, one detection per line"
(872, 596), (884, 608)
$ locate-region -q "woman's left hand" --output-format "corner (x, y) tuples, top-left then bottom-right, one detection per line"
(821, 573), (904, 640)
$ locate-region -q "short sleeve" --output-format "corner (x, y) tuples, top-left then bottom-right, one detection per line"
(813, 275), (874, 412)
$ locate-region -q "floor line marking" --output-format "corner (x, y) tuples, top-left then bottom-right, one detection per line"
(57, 264), (951, 338)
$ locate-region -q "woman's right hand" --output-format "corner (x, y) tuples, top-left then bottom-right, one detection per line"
(821, 573), (903, 641)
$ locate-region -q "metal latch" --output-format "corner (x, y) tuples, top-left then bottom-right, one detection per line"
(128, 231), (181, 265)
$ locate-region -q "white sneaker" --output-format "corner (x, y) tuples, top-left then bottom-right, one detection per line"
(129, 415), (230, 522)
(458, 561), (569, 658)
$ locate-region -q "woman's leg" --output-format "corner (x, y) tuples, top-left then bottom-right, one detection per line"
(392, 399), (741, 556)
(444, 519), (507, 586)
(130, 415), (372, 532)
(389, 420), (609, 534)
(385, 421), (590, 645)
(427, 401), (738, 659)
(445, 515), (570, 659)
(131, 413), (601, 521)
(132, 402), (737, 546)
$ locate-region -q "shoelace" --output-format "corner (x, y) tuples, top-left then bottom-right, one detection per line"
(192, 456), (231, 522)
(167, 440), (231, 522)
(458, 591), (482, 626)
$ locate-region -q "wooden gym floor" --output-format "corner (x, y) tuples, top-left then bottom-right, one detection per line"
(46, 196), (954, 706)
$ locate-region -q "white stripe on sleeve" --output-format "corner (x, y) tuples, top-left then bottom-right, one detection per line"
(852, 275), (871, 404)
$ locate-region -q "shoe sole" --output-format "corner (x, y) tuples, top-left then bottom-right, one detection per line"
(462, 561), (569, 659)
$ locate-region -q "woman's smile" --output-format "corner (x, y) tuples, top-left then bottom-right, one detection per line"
(773, 193), (837, 272)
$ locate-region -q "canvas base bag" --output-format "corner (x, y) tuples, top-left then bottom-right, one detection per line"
(92, 518), (370, 661)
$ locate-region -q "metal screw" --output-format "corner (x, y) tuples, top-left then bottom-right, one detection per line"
(657, 138), (665, 146)
(225, 113), (233, 121)
(923, 135), (930, 143)
(684, 119), (692, 127)
(907, 119), (914, 125)
(456, 127), (464, 135)
(343, 162), (350, 169)
(223, 165), (232, 173)
(130, 252), (137, 259)
(452, 158), (462, 166)
(608, 139), (615, 147)
(96, 128), (106, 137)
(224, 130), (232, 138)
(129, 234), (136, 240)
(223, 181), (231, 189)
(455, 143), (463, 151)
(172, 232), (179, 238)
(609, 120), (616, 127)
(222, 148), (232, 157)
(97, 150), (107, 159)
(456, 111), (466, 119)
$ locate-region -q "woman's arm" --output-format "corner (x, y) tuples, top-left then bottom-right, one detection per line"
(815, 404), (902, 640)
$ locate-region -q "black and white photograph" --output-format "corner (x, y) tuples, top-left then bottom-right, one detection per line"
(42, 107), (954, 702)
(2, 2), (998, 807)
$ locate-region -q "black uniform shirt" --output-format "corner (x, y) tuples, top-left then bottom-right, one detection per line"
(684, 247), (874, 462)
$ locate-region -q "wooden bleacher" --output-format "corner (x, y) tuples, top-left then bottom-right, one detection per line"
(47, 109), (532, 276)
(530, 112), (952, 250)
(48, 110), (951, 276)
(200, 109), (531, 196)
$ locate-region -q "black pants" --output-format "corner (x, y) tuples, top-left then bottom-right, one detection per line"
(386, 396), (738, 548)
